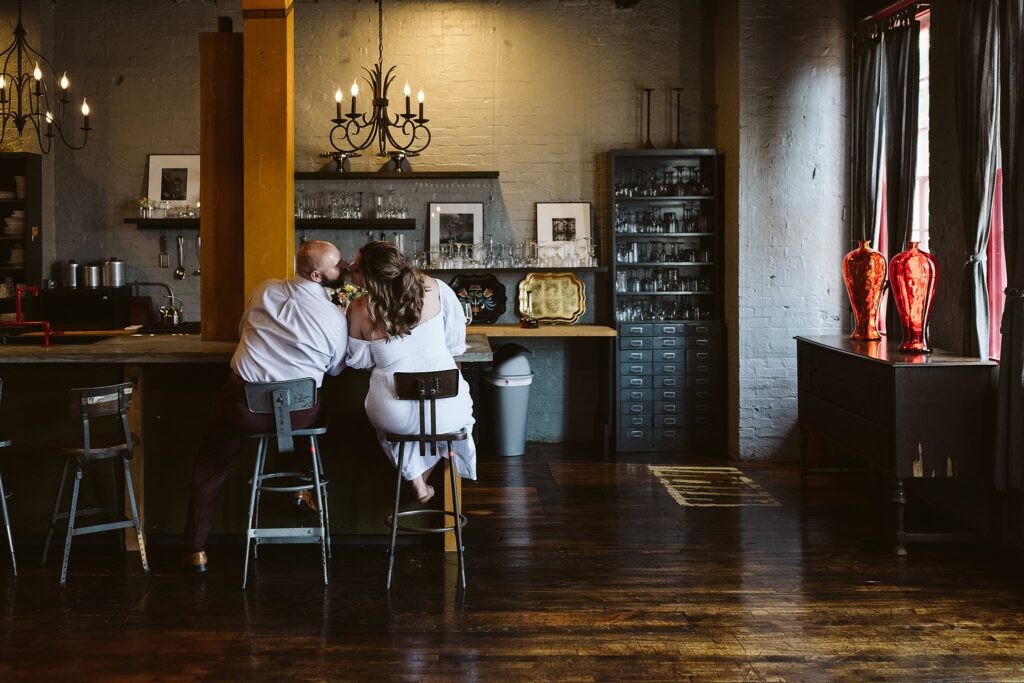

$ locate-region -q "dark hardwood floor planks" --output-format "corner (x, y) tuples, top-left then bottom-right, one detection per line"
(0, 447), (1023, 680)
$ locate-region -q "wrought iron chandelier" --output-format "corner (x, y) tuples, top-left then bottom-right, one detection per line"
(325, 0), (429, 172)
(0, 0), (90, 153)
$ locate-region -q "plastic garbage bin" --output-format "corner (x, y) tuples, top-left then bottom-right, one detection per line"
(483, 343), (534, 456)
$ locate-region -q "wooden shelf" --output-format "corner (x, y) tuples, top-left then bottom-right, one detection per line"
(296, 170), (499, 180)
(425, 266), (607, 274)
(614, 232), (715, 238)
(615, 262), (713, 267)
(466, 324), (616, 338)
(617, 291), (714, 296)
(614, 196), (714, 202)
(127, 217), (418, 231)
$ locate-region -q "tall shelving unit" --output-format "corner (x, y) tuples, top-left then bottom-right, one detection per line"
(609, 149), (725, 453)
(0, 152), (42, 309)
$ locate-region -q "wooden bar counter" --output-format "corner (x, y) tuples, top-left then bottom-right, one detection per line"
(0, 332), (492, 550)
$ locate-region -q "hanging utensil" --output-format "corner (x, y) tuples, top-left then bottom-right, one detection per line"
(174, 234), (187, 280)
(192, 235), (201, 276)
(159, 232), (169, 268)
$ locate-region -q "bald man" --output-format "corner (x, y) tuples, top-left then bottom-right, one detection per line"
(182, 241), (349, 573)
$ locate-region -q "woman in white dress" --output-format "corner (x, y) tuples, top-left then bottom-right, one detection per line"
(345, 241), (477, 503)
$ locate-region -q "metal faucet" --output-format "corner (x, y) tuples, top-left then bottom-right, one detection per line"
(132, 281), (176, 301)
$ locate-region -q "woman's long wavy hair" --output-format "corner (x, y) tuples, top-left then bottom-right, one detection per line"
(358, 241), (425, 338)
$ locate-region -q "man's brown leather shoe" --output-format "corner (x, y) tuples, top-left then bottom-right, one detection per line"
(293, 490), (319, 514)
(181, 550), (208, 574)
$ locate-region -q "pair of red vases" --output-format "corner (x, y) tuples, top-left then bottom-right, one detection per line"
(841, 240), (938, 352)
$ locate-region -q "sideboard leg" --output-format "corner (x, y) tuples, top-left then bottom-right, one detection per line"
(892, 478), (908, 557)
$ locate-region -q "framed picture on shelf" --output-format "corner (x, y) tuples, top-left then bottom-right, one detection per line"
(428, 203), (484, 249)
(536, 201), (592, 263)
(147, 154), (200, 207)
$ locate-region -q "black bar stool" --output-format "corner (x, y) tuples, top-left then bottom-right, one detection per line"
(384, 369), (468, 591)
(0, 379), (15, 576)
(42, 382), (148, 587)
(242, 378), (330, 589)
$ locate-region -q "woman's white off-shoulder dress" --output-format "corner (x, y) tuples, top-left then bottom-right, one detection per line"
(345, 279), (477, 481)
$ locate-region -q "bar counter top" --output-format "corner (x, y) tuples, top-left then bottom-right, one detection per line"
(0, 331), (494, 363)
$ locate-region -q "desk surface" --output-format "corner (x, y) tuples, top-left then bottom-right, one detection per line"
(0, 332), (493, 363)
(795, 335), (997, 367)
(466, 324), (617, 338)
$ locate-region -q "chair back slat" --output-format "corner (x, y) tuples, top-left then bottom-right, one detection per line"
(243, 378), (317, 454)
(393, 369), (459, 401)
(69, 383), (133, 419)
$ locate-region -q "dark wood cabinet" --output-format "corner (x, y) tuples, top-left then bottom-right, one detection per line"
(796, 335), (998, 554)
(609, 147), (725, 453)
(0, 153), (41, 307)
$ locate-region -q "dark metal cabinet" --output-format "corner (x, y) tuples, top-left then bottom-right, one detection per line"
(610, 149), (726, 453)
(796, 335), (998, 554)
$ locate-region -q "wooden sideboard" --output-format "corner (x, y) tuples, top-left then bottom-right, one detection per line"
(796, 335), (998, 555)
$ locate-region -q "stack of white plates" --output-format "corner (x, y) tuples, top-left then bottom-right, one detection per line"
(14, 176), (25, 199)
(0, 191), (15, 200)
(3, 211), (24, 237)
(8, 246), (24, 266)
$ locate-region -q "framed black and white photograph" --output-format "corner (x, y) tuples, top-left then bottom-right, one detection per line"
(147, 154), (200, 207)
(429, 202), (484, 248)
(537, 202), (591, 244)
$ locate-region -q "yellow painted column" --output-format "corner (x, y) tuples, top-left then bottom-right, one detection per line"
(242, 0), (295, 292)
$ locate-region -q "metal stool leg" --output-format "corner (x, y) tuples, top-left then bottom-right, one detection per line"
(59, 464), (83, 587)
(0, 467), (15, 576)
(251, 438), (269, 561)
(42, 458), (70, 565)
(122, 456), (148, 575)
(447, 442), (467, 590)
(242, 437), (266, 589)
(309, 436), (328, 586)
(313, 444), (333, 565)
(112, 457), (125, 554)
(385, 442), (406, 591)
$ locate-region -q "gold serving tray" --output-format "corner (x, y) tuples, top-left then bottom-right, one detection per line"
(517, 272), (586, 324)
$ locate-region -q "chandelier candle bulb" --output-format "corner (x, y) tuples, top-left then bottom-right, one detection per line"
(59, 71), (69, 101)
(44, 111), (52, 137)
(0, 75), (5, 105)
(350, 80), (359, 117)
(417, 88), (425, 120)
(81, 98), (90, 130)
(403, 81), (411, 117)
(334, 87), (343, 121)
(33, 63), (41, 95)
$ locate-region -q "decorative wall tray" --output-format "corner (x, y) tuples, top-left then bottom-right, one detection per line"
(516, 272), (586, 324)
(450, 274), (507, 325)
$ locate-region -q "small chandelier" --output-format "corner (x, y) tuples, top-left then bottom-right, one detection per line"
(0, 0), (90, 153)
(325, 0), (429, 172)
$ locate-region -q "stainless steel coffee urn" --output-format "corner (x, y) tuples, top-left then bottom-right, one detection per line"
(102, 257), (126, 287)
(62, 259), (79, 288)
(82, 265), (102, 288)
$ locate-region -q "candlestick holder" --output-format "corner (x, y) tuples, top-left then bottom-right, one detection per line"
(318, 150), (361, 173)
(641, 88), (655, 149)
(672, 87), (684, 148)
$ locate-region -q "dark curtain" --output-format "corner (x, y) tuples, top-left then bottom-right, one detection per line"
(883, 20), (920, 332)
(996, 0), (1024, 490)
(852, 33), (885, 244)
(956, 0), (1000, 358)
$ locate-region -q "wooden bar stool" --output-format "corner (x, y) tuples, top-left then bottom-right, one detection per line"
(42, 383), (148, 587)
(242, 378), (330, 589)
(0, 379), (15, 576)
(384, 369), (468, 591)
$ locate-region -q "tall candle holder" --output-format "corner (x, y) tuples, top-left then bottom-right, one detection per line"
(672, 87), (684, 148)
(641, 88), (655, 149)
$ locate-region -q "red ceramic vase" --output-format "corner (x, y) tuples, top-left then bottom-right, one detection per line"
(842, 240), (887, 341)
(889, 241), (939, 353)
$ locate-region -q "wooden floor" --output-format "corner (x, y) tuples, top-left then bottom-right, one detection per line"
(2, 448), (1024, 680)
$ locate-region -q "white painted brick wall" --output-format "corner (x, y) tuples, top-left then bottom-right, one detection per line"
(734, 0), (848, 460)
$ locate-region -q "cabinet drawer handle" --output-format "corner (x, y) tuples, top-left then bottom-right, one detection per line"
(663, 430), (677, 438)
(696, 352), (710, 360)
(663, 391), (677, 399)
(696, 326), (709, 334)
(663, 339), (677, 347)
(629, 430), (644, 438)
(695, 339), (709, 347)
(629, 379), (643, 386)
(629, 391), (643, 400)
(628, 326), (644, 334)
(629, 364), (643, 373)
(663, 378), (678, 387)
(629, 340), (643, 348)
(661, 352), (676, 360)
(664, 417), (678, 426)
(664, 365), (677, 374)
(696, 391), (710, 400)
(628, 352), (643, 360)
(630, 416), (644, 426)
(697, 364), (710, 372)
(664, 404), (678, 413)
(696, 378), (709, 386)
(662, 326), (677, 334)
(630, 405), (643, 413)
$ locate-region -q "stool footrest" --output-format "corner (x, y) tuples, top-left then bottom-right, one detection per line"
(249, 527), (325, 543)
(384, 432), (469, 443)
(385, 509), (468, 535)
(250, 471), (329, 494)
(51, 506), (107, 521)
(72, 519), (134, 536)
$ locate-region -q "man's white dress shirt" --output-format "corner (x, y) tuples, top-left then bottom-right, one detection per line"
(231, 275), (348, 387)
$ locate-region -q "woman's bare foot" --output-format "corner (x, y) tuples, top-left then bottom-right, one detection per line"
(410, 474), (435, 503)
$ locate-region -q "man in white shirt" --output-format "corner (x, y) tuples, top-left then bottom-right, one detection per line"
(183, 240), (348, 573)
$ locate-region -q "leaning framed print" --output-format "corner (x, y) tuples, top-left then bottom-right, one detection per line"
(147, 154), (200, 207)
(428, 202), (484, 248)
(536, 201), (592, 262)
